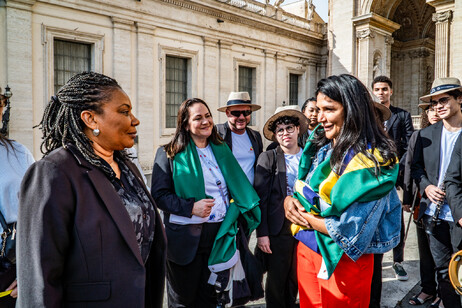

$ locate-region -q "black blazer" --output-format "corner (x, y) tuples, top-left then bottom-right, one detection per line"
(17, 145), (166, 308)
(402, 131), (419, 206)
(151, 147), (201, 265)
(216, 122), (263, 171)
(444, 134), (462, 249)
(387, 105), (414, 160)
(254, 146), (288, 237)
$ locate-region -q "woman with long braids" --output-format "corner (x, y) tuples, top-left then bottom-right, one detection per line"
(284, 74), (401, 307)
(0, 95), (34, 307)
(16, 72), (166, 307)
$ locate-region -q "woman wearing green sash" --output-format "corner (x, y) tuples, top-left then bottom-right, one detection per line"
(151, 98), (260, 307)
(284, 74), (401, 307)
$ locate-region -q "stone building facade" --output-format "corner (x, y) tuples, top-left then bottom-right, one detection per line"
(0, 0), (327, 174)
(329, 0), (459, 119)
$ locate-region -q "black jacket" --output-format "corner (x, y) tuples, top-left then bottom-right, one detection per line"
(216, 122), (263, 171)
(402, 131), (419, 206)
(254, 146), (289, 237)
(151, 147), (201, 265)
(444, 133), (462, 249)
(17, 145), (166, 308)
(411, 121), (444, 221)
(387, 105), (414, 160)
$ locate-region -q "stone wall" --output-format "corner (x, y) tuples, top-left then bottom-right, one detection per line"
(0, 0), (327, 173)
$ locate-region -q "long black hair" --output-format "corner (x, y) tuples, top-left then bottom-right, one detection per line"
(39, 71), (123, 177)
(315, 74), (397, 175)
(0, 97), (13, 150)
(164, 98), (222, 158)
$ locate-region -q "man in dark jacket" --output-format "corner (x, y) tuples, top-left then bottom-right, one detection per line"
(413, 77), (462, 308)
(216, 92), (263, 185)
(370, 76), (414, 307)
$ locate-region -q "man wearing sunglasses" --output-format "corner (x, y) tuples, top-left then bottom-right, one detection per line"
(412, 77), (462, 308)
(217, 92), (263, 185)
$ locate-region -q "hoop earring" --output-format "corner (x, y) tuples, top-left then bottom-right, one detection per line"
(92, 128), (100, 137)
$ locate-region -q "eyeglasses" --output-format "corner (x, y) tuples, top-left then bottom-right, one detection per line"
(229, 110), (252, 117)
(430, 96), (451, 107)
(275, 125), (295, 136)
(425, 108), (436, 114)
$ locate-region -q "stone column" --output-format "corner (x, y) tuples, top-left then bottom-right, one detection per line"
(355, 28), (375, 84)
(4, 0), (35, 151)
(202, 37), (219, 113)
(263, 49), (276, 121)
(432, 10), (453, 78)
(112, 17), (134, 95)
(135, 22), (156, 171)
(218, 39), (233, 124)
(352, 13), (400, 87)
(306, 59), (318, 99)
(384, 35), (394, 75)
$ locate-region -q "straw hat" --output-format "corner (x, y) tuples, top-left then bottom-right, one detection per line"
(263, 105), (309, 141)
(420, 77), (462, 103)
(418, 102), (430, 110)
(217, 92), (261, 112)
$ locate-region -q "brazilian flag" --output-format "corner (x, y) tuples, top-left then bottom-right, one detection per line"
(292, 141), (398, 279)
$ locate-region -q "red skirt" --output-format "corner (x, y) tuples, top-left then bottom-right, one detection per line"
(297, 242), (374, 308)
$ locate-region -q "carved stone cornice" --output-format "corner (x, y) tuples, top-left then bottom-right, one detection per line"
(356, 29), (375, 40)
(408, 49), (431, 59)
(385, 35), (394, 45)
(219, 39), (233, 50)
(159, 0), (324, 44)
(202, 36), (219, 48)
(392, 52), (406, 61)
(432, 10), (453, 23)
(112, 17), (134, 31)
(2, 0), (36, 11)
(135, 22), (156, 35)
(352, 13), (401, 34)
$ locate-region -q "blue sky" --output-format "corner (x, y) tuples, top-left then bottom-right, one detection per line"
(256, 0), (328, 22)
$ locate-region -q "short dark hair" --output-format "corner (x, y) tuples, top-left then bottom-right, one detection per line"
(268, 115), (300, 133)
(446, 89), (462, 99)
(301, 97), (316, 112)
(372, 76), (393, 89)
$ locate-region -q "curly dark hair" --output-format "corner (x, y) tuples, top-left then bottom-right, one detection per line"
(268, 115), (300, 133)
(39, 71), (123, 177)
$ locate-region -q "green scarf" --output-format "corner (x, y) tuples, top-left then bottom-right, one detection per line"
(172, 140), (260, 271)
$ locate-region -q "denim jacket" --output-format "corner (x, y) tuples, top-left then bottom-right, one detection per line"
(307, 143), (401, 261)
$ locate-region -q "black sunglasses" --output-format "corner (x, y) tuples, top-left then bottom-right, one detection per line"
(429, 96), (451, 107)
(230, 110), (252, 117)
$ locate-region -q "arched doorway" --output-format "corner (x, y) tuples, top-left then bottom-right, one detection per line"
(357, 0), (435, 116)
(389, 0), (435, 116)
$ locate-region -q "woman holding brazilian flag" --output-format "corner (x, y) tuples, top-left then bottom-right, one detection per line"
(284, 74), (402, 307)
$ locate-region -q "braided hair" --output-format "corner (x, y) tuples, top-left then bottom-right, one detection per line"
(39, 72), (122, 177)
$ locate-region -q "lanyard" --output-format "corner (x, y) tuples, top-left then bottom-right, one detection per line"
(197, 150), (229, 210)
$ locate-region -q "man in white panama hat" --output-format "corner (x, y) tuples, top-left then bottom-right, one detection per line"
(412, 77), (462, 308)
(216, 92), (263, 185)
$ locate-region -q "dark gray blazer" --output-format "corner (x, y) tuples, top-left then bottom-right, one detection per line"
(411, 121), (444, 221)
(410, 119), (462, 250)
(17, 145), (166, 308)
(387, 105), (414, 160)
(216, 122), (263, 171)
(444, 133), (462, 249)
(254, 146), (288, 237)
(151, 147), (200, 266)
